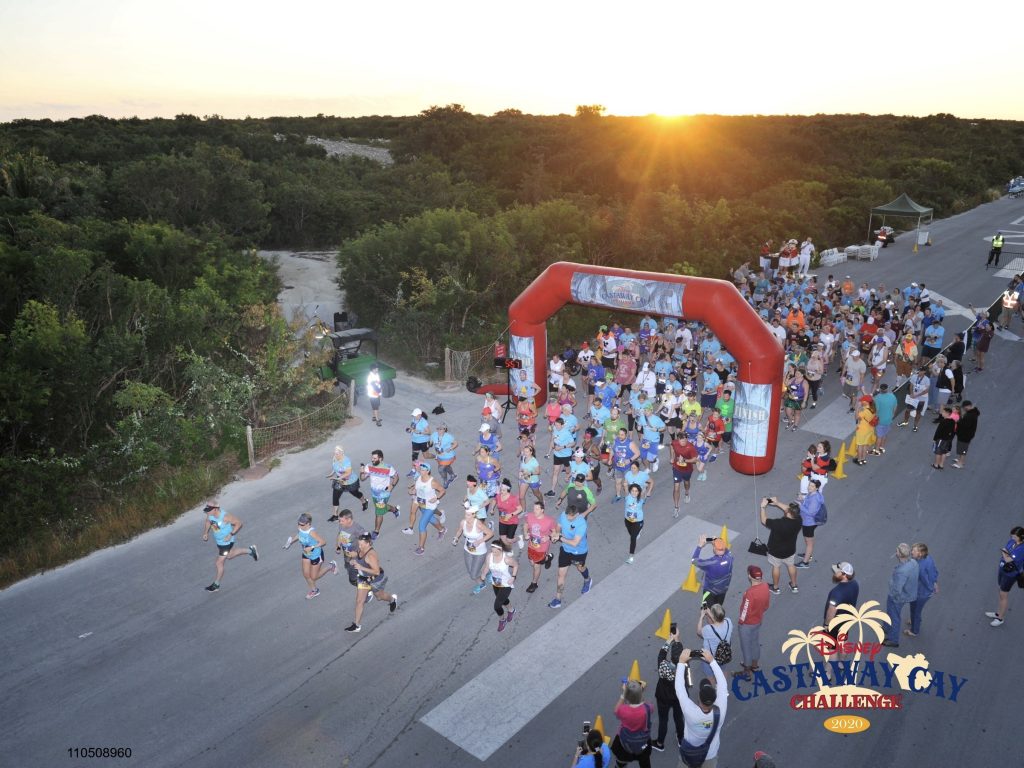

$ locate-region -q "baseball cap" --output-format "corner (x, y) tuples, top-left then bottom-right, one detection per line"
(832, 562), (854, 576)
(479, 423), (490, 432)
(754, 752), (777, 768)
(574, 473), (586, 482)
(203, 499), (221, 512)
(850, 349), (860, 356)
(417, 462), (431, 472)
(411, 408), (423, 417)
(699, 679), (717, 705)
(357, 531), (373, 542)
(747, 565), (763, 579)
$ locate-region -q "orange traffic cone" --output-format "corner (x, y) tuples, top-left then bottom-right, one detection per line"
(681, 564), (700, 592)
(628, 659), (642, 682)
(847, 435), (857, 456)
(718, 525), (730, 549)
(593, 715), (611, 744)
(655, 608), (673, 640)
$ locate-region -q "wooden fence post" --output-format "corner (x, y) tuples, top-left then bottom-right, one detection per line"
(246, 425), (256, 468)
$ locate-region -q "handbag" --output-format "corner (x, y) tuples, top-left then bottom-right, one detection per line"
(679, 705), (720, 768)
(748, 539), (769, 556)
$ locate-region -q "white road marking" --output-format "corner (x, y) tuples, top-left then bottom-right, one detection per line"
(1010, 215), (1024, 226)
(420, 515), (738, 760)
(926, 291), (975, 321)
(799, 396), (856, 442)
(78, 632), (93, 639)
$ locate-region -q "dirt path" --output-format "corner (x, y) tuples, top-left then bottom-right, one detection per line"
(259, 249), (343, 327)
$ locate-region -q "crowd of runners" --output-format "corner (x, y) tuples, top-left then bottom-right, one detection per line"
(197, 254), (1024, 766)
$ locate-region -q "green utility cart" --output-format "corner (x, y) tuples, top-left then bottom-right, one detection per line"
(317, 327), (396, 405)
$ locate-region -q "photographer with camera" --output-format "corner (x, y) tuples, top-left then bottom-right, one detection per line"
(571, 726), (611, 768)
(610, 679), (652, 767)
(674, 647), (728, 768)
(759, 497), (803, 595)
(651, 624), (685, 752)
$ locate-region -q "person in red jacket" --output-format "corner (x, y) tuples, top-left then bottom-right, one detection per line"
(734, 565), (771, 680)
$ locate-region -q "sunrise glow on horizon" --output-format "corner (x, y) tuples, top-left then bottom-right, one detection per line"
(2, 0), (1021, 122)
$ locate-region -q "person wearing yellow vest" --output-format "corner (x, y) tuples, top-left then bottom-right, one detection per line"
(987, 232), (1004, 268)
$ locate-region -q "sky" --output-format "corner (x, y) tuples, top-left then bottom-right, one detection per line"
(1, 0), (1020, 122)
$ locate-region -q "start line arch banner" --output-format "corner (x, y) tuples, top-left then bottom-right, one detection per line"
(501, 262), (783, 475)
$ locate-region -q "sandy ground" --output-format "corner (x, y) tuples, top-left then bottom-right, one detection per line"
(306, 136), (393, 165)
(259, 249), (343, 328)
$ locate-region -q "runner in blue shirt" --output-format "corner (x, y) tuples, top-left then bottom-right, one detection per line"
(549, 418), (577, 496)
(548, 505), (593, 608)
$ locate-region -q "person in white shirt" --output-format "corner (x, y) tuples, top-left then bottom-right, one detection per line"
(674, 649), (728, 766)
(798, 237), (815, 276)
(366, 363), (383, 426)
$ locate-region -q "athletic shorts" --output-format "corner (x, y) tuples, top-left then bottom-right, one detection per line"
(875, 424), (891, 439)
(558, 548), (588, 568)
(640, 441), (658, 462)
(768, 552), (796, 568)
(842, 383), (859, 400)
(784, 398), (803, 411)
(499, 522), (518, 538)
(701, 393), (717, 409)
(412, 441), (429, 455)
(802, 524), (818, 538)
(956, 439), (971, 456)
(216, 542), (235, 556)
(722, 431), (732, 444)
(528, 547), (550, 564)
(707, 439), (720, 448)
(672, 468), (693, 484)
(373, 494), (392, 516)
(519, 424), (536, 435)
(303, 553), (323, 566)
(553, 455), (571, 466)
(369, 397), (381, 410)
(358, 573), (388, 591)
(933, 439), (952, 456)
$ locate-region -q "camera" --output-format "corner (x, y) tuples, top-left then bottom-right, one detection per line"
(689, 649), (704, 660)
(669, 622), (678, 635)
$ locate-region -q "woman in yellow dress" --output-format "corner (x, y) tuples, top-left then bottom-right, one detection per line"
(853, 399), (877, 465)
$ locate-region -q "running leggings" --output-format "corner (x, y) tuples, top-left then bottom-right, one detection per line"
(807, 378), (821, 402)
(625, 519), (644, 554)
(493, 585), (512, 616)
(464, 549), (486, 581)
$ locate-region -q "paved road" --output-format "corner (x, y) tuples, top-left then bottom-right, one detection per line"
(2, 197), (1023, 768)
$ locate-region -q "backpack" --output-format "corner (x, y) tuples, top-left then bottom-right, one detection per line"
(710, 620), (732, 665)
(813, 499), (828, 525)
(827, 457), (838, 472)
(618, 702), (651, 754)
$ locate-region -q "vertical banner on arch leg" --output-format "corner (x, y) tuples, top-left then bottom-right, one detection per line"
(733, 381), (771, 458)
(509, 333), (540, 399)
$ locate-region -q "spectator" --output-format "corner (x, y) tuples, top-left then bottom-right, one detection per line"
(692, 536), (734, 607)
(883, 543), (919, 648)
(610, 679), (653, 768)
(986, 526), (1024, 627)
(760, 497), (803, 593)
(735, 565), (770, 680)
(652, 627), (685, 753)
(674, 649), (728, 768)
(906, 543), (939, 637)
(951, 401), (980, 469)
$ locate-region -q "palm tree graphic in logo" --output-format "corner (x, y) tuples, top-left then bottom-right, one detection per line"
(782, 627), (833, 691)
(828, 599), (889, 662)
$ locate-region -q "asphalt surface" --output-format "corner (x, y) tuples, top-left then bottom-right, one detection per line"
(2, 196), (1023, 768)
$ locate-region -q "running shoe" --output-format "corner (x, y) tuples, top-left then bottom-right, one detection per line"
(389, 595), (399, 613)
(685, 494), (691, 504)
(328, 514), (339, 523)
(526, 582), (538, 593)
(361, 499), (369, 512)
(344, 622), (361, 633)
(789, 583), (799, 593)
(991, 617), (1004, 626)
(897, 421), (909, 427)
(651, 741), (665, 752)
(329, 560), (338, 576)
(437, 526), (447, 540)
(795, 560), (812, 569)
(548, 598), (562, 609)
(581, 577), (593, 595)
(405, 470), (416, 478)
(205, 582), (220, 592)
(984, 611), (1000, 619)
(472, 581), (487, 595)
(401, 527), (414, 535)
(438, 510), (446, 524)
(306, 588), (320, 600)
(249, 545), (259, 562)
(498, 616), (508, 632)
(392, 504), (401, 518)
(613, 496), (623, 503)
(673, 507), (680, 518)
(626, 555), (634, 564)
(485, 572), (493, 586)
(415, 547), (425, 555)
(544, 490), (556, 497)
(506, 607), (516, 623)
(768, 586), (781, 595)
(370, 531), (379, 541)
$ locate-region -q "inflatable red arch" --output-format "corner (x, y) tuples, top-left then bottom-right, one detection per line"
(496, 262), (783, 474)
